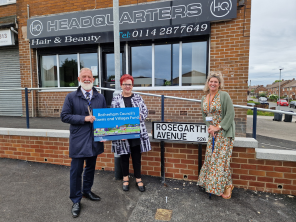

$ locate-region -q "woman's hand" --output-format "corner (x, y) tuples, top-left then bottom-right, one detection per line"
(208, 125), (220, 137)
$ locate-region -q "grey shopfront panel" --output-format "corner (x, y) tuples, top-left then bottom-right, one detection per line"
(27, 0), (236, 48)
(0, 46), (22, 116)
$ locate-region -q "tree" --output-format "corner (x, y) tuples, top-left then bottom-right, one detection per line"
(269, 94), (278, 102)
(259, 93), (267, 98)
(108, 75), (115, 82)
(60, 58), (78, 87)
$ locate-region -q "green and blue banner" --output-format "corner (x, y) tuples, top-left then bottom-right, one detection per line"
(93, 107), (140, 141)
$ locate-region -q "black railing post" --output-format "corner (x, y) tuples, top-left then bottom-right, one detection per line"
(25, 88), (30, 129)
(198, 143), (202, 175)
(161, 95), (164, 122)
(252, 107), (257, 139)
(161, 95), (165, 183)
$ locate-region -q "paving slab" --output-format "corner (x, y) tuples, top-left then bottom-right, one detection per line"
(0, 158), (295, 222)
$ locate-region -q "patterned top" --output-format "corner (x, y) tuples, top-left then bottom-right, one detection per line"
(203, 93), (222, 126)
(201, 91), (235, 138)
(111, 93), (151, 155)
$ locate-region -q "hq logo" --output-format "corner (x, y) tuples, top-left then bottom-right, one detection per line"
(30, 20), (43, 36)
(210, 0), (232, 18)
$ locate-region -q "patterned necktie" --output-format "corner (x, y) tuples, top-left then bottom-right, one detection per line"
(85, 92), (91, 109)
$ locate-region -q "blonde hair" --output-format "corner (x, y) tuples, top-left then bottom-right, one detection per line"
(203, 73), (224, 93)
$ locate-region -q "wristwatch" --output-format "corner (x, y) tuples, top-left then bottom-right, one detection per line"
(218, 125), (222, 130)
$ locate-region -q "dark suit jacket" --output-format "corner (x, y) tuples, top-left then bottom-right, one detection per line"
(61, 86), (107, 158)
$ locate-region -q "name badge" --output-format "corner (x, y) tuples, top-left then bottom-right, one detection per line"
(206, 116), (213, 122)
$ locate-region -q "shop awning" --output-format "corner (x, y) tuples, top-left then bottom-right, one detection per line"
(0, 15), (16, 29)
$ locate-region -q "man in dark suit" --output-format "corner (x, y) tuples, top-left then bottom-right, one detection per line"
(61, 68), (107, 218)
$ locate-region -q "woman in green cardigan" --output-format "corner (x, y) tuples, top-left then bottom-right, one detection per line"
(197, 73), (235, 199)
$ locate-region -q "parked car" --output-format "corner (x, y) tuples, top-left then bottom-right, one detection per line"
(258, 97), (269, 105)
(277, 99), (289, 106)
(290, 101), (296, 109)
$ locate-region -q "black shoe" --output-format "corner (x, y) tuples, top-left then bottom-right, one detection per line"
(82, 191), (101, 201)
(71, 202), (81, 218)
(136, 180), (145, 192)
(123, 180), (129, 191)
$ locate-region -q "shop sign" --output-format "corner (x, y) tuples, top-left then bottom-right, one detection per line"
(30, 21), (209, 48)
(0, 29), (15, 46)
(93, 107), (140, 141)
(152, 122), (208, 143)
(27, 0), (236, 40)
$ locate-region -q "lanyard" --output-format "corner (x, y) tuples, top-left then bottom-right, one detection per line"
(208, 92), (218, 112)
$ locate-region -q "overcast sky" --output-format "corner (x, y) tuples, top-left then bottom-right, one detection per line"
(249, 0), (296, 86)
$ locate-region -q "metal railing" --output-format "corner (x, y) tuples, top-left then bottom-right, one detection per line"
(1, 86), (296, 182)
(1, 87), (296, 139)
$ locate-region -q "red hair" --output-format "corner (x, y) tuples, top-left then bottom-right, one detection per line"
(120, 74), (134, 85)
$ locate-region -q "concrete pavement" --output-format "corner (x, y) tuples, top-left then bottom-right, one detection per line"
(1, 158), (295, 222)
(0, 115), (296, 221)
(246, 115), (296, 150)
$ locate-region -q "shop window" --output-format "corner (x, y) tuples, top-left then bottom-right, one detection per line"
(155, 43), (179, 86)
(130, 40), (207, 88)
(182, 42), (207, 86)
(79, 53), (99, 86)
(0, 0), (16, 6)
(59, 54), (78, 87)
(40, 53), (98, 88)
(131, 45), (152, 87)
(41, 55), (57, 87)
(105, 53), (123, 84)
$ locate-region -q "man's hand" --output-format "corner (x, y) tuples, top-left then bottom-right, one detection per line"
(85, 115), (96, 123)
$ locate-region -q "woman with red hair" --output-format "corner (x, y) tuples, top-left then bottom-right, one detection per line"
(111, 74), (151, 192)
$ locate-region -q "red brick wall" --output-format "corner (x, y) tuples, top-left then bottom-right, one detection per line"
(0, 3), (16, 18)
(1, 134), (295, 195)
(15, 0), (251, 137)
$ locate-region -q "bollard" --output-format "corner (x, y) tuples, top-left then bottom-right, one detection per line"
(114, 153), (123, 180)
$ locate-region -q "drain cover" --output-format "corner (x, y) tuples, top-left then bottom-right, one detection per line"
(155, 208), (172, 221)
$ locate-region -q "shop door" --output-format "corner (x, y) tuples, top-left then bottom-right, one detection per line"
(102, 49), (124, 107)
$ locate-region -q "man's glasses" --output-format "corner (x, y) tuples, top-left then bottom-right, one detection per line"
(122, 84), (132, 87)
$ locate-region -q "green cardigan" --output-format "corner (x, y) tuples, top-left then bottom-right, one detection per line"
(201, 91), (235, 139)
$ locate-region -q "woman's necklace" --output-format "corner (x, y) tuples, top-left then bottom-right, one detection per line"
(208, 91), (218, 112)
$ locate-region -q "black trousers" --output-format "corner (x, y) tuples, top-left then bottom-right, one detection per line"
(70, 156), (97, 203)
(120, 145), (141, 178)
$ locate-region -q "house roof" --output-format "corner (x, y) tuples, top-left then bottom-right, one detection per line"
(283, 80), (296, 88)
(248, 85), (258, 90)
(255, 85), (267, 90)
(269, 80), (291, 88)
(266, 82), (278, 89)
